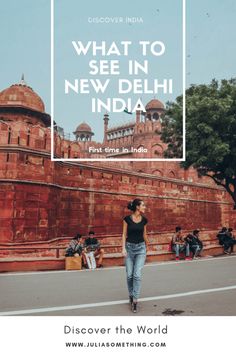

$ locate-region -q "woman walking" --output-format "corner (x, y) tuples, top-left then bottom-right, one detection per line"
(122, 198), (149, 313)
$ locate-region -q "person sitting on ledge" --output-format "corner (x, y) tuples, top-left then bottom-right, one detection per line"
(185, 229), (203, 259)
(217, 227), (236, 255)
(65, 233), (83, 257)
(227, 228), (236, 254)
(193, 229), (203, 256)
(83, 231), (104, 268)
(171, 226), (191, 261)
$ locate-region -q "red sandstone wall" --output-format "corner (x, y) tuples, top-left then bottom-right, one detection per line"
(0, 119), (235, 245)
(224, 206), (236, 229)
(0, 163), (233, 244)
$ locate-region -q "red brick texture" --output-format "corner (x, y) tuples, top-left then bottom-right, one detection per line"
(0, 82), (235, 271)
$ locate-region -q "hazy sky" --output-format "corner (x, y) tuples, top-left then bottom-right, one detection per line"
(0, 0), (236, 142)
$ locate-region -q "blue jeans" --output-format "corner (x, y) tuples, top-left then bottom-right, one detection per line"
(190, 244), (201, 256)
(172, 243), (190, 257)
(125, 242), (146, 301)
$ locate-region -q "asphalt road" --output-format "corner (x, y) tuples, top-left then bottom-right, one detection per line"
(0, 255), (236, 316)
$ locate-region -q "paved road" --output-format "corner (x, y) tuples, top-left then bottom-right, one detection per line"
(0, 255), (236, 316)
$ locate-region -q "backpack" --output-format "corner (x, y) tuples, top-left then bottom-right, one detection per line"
(65, 247), (75, 257)
(65, 244), (82, 257)
(185, 234), (198, 247)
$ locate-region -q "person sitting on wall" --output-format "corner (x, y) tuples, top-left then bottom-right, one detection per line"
(171, 226), (191, 261)
(83, 231), (104, 268)
(227, 227), (236, 253)
(217, 227), (236, 254)
(193, 229), (203, 256)
(65, 233), (83, 257)
(185, 229), (203, 259)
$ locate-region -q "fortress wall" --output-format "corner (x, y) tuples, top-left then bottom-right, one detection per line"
(0, 153), (233, 243)
(0, 119), (234, 245)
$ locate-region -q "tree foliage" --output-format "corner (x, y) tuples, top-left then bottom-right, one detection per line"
(161, 79), (236, 208)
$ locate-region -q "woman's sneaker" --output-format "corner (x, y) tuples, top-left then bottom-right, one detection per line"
(132, 302), (137, 313)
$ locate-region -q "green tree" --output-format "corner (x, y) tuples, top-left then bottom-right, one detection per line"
(160, 98), (183, 158)
(161, 79), (236, 209)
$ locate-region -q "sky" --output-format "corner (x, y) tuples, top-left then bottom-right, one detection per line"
(0, 0), (236, 142)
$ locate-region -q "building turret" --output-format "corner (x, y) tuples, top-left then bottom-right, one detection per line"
(0, 75), (50, 127)
(73, 122), (94, 141)
(103, 113), (109, 142)
(136, 104), (142, 124)
(145, 98), (165, 121)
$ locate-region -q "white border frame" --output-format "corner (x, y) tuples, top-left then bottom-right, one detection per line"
(50, 0), (186, 162)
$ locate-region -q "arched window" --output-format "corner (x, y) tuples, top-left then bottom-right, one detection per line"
(168, 171), (176, 178)
(152, 169), (163, 177)
(153, 113), (159, 121)
(152, 144), (163, 156)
